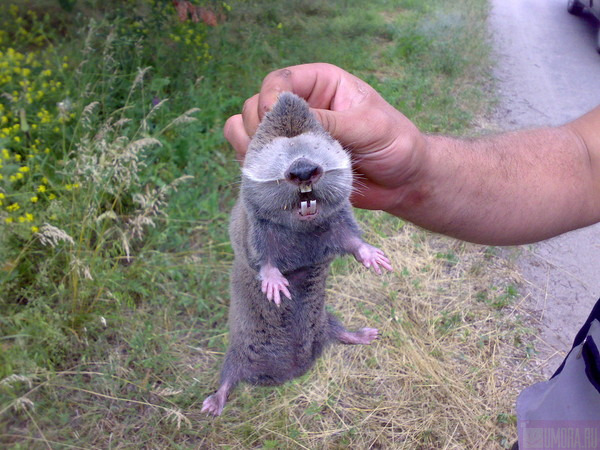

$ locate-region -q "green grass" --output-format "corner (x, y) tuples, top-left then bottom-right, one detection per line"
(0, 0), (536, 448)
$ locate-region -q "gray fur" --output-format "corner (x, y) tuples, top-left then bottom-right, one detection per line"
(202, 93), (388, 416)
(242, 93), (352, 229)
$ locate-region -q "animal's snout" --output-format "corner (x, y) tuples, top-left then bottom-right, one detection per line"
(285, 158), (322, 185)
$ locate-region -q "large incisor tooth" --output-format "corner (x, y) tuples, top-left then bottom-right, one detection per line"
(300, 201), (308, 216)
(308, 200), (317, 214)
(300, 184), (312, 193)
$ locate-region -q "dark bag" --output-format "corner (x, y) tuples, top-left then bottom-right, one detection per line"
(516, 298), (600, 449)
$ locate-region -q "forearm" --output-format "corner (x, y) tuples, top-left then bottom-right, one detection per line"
(387, 120), (600, 245)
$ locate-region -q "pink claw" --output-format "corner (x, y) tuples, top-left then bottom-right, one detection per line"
(259, 264), (291, 305)
(355, 243), (393, 274)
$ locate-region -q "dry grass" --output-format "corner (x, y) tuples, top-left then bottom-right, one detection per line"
(191, 221), (544, 449)
(1, 222), (547, 448)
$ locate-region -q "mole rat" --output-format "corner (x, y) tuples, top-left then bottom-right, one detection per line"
(201, 92), (393, 416)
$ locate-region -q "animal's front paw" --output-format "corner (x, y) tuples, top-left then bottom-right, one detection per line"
(259, 264), (291, 306)
(354, 243), (393, 275)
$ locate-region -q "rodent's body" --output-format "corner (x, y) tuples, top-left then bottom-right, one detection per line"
(226, 199), (359, 386)
(202, 93), (392, 416)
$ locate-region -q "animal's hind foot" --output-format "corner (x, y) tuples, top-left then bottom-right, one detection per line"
(202, 382), (232, 417)
(338, 327), (380, 345)
(202, 392), (226, 416)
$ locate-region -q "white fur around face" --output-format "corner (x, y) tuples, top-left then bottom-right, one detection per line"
(242, 133), (351, 183)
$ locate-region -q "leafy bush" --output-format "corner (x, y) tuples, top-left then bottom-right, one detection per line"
(0, 2), (211, 377)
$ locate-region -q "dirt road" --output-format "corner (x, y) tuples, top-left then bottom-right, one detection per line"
(489, 0), (600, 376)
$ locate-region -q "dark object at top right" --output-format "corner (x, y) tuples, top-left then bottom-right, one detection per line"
(568, 0), (600, 53)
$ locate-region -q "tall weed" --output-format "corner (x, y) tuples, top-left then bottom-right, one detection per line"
(0, 16), (199, 377)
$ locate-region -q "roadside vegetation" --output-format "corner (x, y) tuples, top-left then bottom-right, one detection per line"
(0, 0), (540, 447)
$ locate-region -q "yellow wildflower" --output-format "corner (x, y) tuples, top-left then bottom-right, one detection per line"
(19, 166), (29, 173)
(37, 109), (51, 124)
(37, 185), (46, 193)
(5, 217), (13, 224)
(30, 196), (38, 203)
(31, 225), (39, 232)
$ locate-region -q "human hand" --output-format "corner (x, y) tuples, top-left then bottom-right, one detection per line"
(224, 63), (428, 213)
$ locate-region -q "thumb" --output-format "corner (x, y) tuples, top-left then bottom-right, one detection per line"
(311, 106), (387, 153)
(311, 108), (367, 149)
